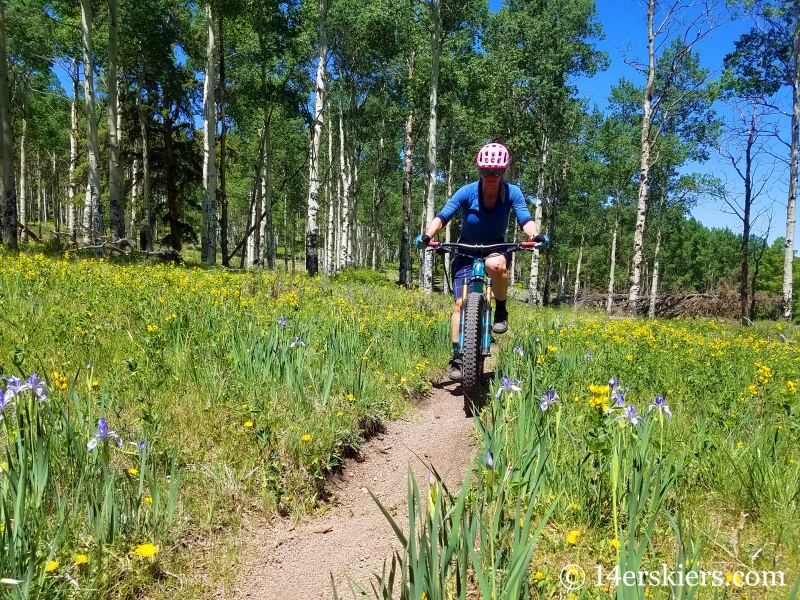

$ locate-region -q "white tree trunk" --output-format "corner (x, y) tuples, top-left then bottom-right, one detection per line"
(107, 0), (123, 240)
(607, 190), (620, 313)
(305, 0), (327, 276)
(325, 115), (334, 273)
(80, 0), (102, 253)
(201, 3), (217, 265)
(338, 105), (352, 270)
(67, 58), (78, 240)
(648, 185), (666, 319)
(629, 0), (656, 308)
(573, 230), (584, 306)
(18, 96), (26, 241)
(528, 133), (548, 303)
(783, 5), (800, 320)
(130, 156), (137, 239)
(138, 87), (152, 251)
(421, 0), (442, 293)
(263, 123), (274, 268)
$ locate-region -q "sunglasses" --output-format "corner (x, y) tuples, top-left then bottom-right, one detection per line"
(480, 169), (505, 178)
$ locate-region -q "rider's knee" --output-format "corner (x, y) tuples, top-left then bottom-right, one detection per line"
(454, 298), (463, 310)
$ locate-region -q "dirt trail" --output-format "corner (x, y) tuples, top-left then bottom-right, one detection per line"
(234, 378), (478, 599)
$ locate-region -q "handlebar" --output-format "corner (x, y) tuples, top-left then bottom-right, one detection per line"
(426, 241), (539, 257)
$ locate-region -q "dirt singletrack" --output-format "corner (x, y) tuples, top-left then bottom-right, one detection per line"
(234, 377), (481, 599)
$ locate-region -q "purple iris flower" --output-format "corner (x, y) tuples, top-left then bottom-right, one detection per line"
(615, 405), (643, 427)
(290, 337), (306, 348)
(495, 375), (522, 398)
(26, 372), (49, 401)
(612, 387), (626, 407)
(278, 316), (287, 328)
(609, 377), (619, 389)
(0, 389), (15, 421)
(648, 396), (673, 419)
(87, 417), (119, 451)
(540, 389), (559, 412)
(584, 352), (593, 360)
(513, 344), (524, 357)
(3, 376), (29, 398)
(485, 449), (494, 470)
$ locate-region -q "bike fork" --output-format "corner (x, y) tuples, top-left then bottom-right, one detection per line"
(481, 283), (492, 356)
(457, 281), (468, 353)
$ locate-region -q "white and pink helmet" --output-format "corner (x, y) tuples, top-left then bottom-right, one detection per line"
(476, 142), (510, 169)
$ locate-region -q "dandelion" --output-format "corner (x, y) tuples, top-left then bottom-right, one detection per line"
(495, 375), (523, 399)
(277, 316), (287, 328)
(565, 530), (581, 545)
(610, 538), (621, 549)
(45, 561), (59, 572)
(144, 496), (153, 504)
(570, 502), (580, 510)
(243, 421), (253, 428)
(647, 395), (672, 419)
(73, 555), (88, 565)
(301, 433), (312, 442)
(132, 544), (158, 558)
(513, 344), (524, 357)
(533, 572), (545, 581)
(127, 468), (139, 476)
(290, 337), (306, 348)
(87, 418), (119, 451)
(540, 389), (559, 412)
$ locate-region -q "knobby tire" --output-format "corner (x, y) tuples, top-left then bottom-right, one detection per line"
(462, 292), (486, 416)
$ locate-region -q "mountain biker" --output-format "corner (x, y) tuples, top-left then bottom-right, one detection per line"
(415, 142), (548, 381)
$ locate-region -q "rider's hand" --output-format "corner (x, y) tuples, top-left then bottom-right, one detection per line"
(415, 234), (431, 249)
(532, 233), (549, 249)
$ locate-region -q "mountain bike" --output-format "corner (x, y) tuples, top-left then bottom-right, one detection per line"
(425, 240), (539, 415)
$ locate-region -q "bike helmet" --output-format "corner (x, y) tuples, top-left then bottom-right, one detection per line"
(476, 142), (510, 169)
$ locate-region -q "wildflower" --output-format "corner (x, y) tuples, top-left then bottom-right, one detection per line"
(609, 377), (619, 389)
(45, 561), (59, 572)
(615, 405), (643, 427)
(584, 352), (593, 360)
(73, 555), (88, 565)
(495, 375), (523, 399)
(243, 421), (253, 428)
(301, 433), (312, 442)
(87, 418), (119, 451)
(26, 372), (49, 401)
(748, 384), (758, 396)
(533, 572), (545, 581)
(570, 502), (580, 510)
(127, 468), (139, 476)
(787, 381), (797, 394)
(485, 450), (495, 487)
(565, 530), (581, 545)
(610, 538), (621, 549)
(132, 543), (159, 558)
(290, 337), (306, 348)
(611, 386), (626, 407)
(277, 316), (287, 328)
(144, 496), (153, 505)
(513, 344), (524, 357)
(0, 389), (15, 422)
(540, 389), (559, 412)
(485, 449), (494, 470)
(427, 471), (439, 514)
(647, 396), (673, 419)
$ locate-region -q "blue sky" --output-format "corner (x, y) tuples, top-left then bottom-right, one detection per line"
(488, 0), (792, 245)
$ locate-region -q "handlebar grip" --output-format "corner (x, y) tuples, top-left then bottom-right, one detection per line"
(428, 241), (440, 248)
(521, 242), (536, 248)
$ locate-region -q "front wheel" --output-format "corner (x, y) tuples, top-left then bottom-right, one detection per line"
(462, 292), (486, 416)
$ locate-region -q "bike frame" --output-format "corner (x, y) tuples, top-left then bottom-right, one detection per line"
(428, 241), (537, 356)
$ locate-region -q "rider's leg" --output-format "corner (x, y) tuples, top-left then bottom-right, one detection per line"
(485, 254), (509, 333)
(451, 299), (462, 344)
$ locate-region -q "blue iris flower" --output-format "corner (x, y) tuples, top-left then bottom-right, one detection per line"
(540, 389), (559, 412)
(495, 375), (522, 398)
(87, 418), (119, 451)
(648, 396), (673, 419)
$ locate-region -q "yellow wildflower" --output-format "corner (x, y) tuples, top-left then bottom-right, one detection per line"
(565, 529), (581, 545)
(301, 433), (312, 442)
(144, 496), (153, 505)
(243, 421), (253, 428)
(45, 561), (59, 572)
(73, 555), (88, 565)
(132, 543), (159, 558)
(610, 538), (621, 549)
(127, 468), (139, 476)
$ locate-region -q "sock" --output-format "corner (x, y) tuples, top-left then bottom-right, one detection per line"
(452, 342), (460, 355)
(495, 299), (507, 318)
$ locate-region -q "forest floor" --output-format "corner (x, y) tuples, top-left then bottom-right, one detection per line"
(229, 372), (484, 599)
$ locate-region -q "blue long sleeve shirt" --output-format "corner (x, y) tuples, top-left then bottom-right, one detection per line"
(435, 181), (534, 243)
